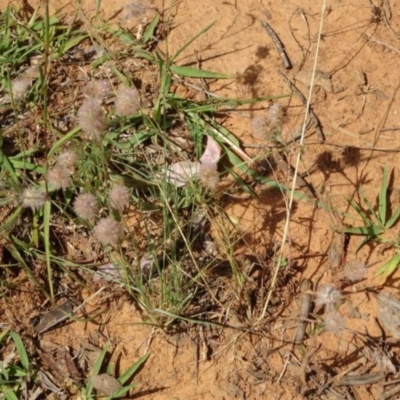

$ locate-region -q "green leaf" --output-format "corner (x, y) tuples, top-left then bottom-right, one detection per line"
(4, 389), (19, 400)
(85, 343), (110, 397)
(344, 226), (383, 236)
(169, 65), (231, 79)
(379, 165), (388, 225)
(142, 13), (160, 43)
(171, 21), (215, 62)
(47, 126), (80, 159)
(43, 200), (53, 300)
(386, 204), (400, 229)
(109, 383), (136, 399)
(376, 253), (400, 276)
(346, 198), (371, 227)
(9, 332), (29, 370)
(118, 352), (150, 385)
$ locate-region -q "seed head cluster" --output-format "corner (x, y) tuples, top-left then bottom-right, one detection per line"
(115, 86), (140, 117)
(83, 80), (111, 100)
(73, 193), (99, 221)
(78, 97), (107, 140)
(93, 217), (123, 246)
(109, 185), (130, 211)
(251, 103), (285, 140)
(315, 284), (342, 311)
(323, 310), (345, 333)
(199, 163), (219, 190)
(21, 187), (46, 211)
(343, 260), (367, 282)
(47, 164), (71, 191)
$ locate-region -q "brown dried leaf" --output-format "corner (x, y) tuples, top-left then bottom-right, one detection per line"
(90, 373), (122, 396)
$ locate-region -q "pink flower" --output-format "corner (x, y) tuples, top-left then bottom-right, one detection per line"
(199, 163), (219, 190)
(251, 116), (268, 139)
(47, 165), (71, 191)
(57, 150), (77, 171)
(315, 284), (342, 311)
(73, 193), (99, 220)
(115, 86), (140, 117)
(343, 261), (367, 282)
(323, 311), (345, 334)
(93, 217), (123, 246)
(266, 103), (284, 129)
(109, 185), (130, 211)
(83, 80), (111, 100)
(21, 187), (46, 211)
(78, 98), (107, 140)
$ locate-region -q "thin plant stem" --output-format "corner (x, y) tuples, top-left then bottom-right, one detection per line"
(256, 0), (327, 325)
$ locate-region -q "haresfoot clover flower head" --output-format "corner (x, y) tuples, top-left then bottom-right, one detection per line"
(115, 86), (140, 117)
(78, 97), (107, 140)
(199, 163), (219, 190)
(73, 193), (99, 221)
(93, 217), (123, 246)
(109, 185), (130, 212)
(21, 187), (46, 211)
(315, 284), (342, 311)
(47, 165), (71, 191)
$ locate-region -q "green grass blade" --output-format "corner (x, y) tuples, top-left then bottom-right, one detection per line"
(118, 352), (150, 385)
(85, 343), (110, 396)
(171, 21), (215, 62)
(142, 13), (160, 43)
(386, 204), (400, 229)
(379, 165), (388, 225)
(170, 65), (230, 79)
(43, 200), (53, 300)
(376, 252), (400, 276)
(9, 332), (29, 370)
(344, 226), (383, 236)
(109, 383), (136, 399)
(346, 198), (372, 227)
(360, 188), (381, 227)
(4, 390), (19, 400)
(47, 126), (80, 159)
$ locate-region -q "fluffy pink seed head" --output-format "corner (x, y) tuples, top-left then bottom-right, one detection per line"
(83, 80), (111, 100)
(57, 150), (78, 170)
(109, 185), (130, 211)
(115, 86), (140, 117)
(199, 163), (219, 190)
(47, 165), (71, 191)
(73, 193), (99, 220)
(21, 187), (46, 211)
(266, 103), (284, 128)
(11, 78), (31, 101)
(93, 217), (123, 246)
(315, 284), (342, 310)
(323, 310), (345, 334)
(78, 98), (107, 140)
(343, 260), (367, 282)
(251, 116), (268, 140)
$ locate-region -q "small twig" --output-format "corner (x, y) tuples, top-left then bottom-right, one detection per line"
(300, 344), (321, 387)
(380, 126), (400, 132)
(294, 279), (313, 345)
(381, 377), (400, 400)
(277, 71), (325, 143)
(261, 21), (292, 69)
(367, 34), (400, 54)
(273, 152), (316, 199)
(332, 372), (385, 387)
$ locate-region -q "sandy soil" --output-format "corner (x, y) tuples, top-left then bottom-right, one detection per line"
(3, 0), (400, 399)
